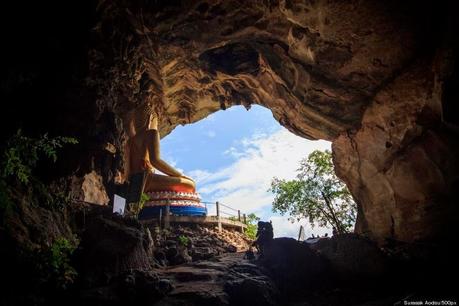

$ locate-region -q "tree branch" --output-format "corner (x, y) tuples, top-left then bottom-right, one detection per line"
(321, 191), (346, 233)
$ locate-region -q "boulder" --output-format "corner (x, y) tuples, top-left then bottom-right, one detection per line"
(224, 260), (279, 306)
(165, 245), (192, 266)
(165, 240), (177, 248)
(260, 238), (330, 295)
(225, 245), (237, 253)
(75, 208), (153, 282)
(225, 277), (278, 306)
(154, 249), (168, 266)
(79, 270), (172, 305)
(190, 247), (220, 261)
(310, 234), (389, 281)
(165, 246), (178, 260)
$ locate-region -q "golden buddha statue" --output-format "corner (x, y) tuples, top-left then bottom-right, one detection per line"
(124, 104), (195, 192)
(123, 104), (205, 217)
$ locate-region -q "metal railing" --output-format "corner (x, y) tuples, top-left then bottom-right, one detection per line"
(72, 197), (247, 232)
(202, 201), (247, 232)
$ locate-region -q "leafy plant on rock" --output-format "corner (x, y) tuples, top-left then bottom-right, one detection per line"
(128, 192), (150, 217)
(178, 235), (189, 247)
(1, 129), (78, 185)
(36, 237), (79, 290)
(0, 129), (78, 212)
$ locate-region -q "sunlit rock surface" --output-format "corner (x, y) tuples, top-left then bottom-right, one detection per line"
(91, 0), (425, 140)
(333, 61), (459, 243)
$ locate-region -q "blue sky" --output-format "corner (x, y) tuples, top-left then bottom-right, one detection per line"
(161, 105), (332, 238)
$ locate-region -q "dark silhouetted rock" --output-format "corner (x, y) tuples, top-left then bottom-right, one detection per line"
(166, 246), (179, 260)
(225, 261), (279, 306)
(76, 208), (153, 283)
(167, 246), (192, 266)
(260, 238), (330, 295)
(310, 234), (389, 281)
(79, 269), (172, 305)
(225, 277), (278, 306)
(225, 245), (237, 253)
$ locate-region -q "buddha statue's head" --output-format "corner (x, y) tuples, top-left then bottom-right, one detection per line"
(125, 103), (159, 137)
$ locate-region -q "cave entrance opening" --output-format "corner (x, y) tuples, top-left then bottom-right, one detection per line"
(160, 104), (332, 238)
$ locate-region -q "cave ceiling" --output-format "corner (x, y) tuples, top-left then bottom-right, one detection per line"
(92, 0), (429, 140)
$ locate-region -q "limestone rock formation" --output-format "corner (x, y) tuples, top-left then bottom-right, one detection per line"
(333, 61), (459, 243)
(92, 0), (427, 139)
(81, 171), (110, 205)
(1, 1), (458, 244)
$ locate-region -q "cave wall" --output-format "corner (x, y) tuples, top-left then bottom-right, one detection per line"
(0, 0), (125, 203)
(333, 58), (459, 243)
(2, 0), (458, 243)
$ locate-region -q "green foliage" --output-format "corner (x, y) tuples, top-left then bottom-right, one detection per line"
(0, 130), (78, 213)
(128, 192), (150, 217)
(229, 213), (260, 240)
(49, 190), (73, 209)
(37, 237), (78, 290)
(178, 235), (189, 246)
(244, 213), (260, 240)
(270, 150), (357, 234)
(1, 129), (78, 185)
(139, 192), (150, 208)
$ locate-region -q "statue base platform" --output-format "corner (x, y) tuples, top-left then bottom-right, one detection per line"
(138, 191), (206, 219)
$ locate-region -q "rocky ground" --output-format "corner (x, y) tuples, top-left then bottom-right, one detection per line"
(155, 252), (277, 306)
(1, 202), (457, 306)
(150, 224), (251, 267)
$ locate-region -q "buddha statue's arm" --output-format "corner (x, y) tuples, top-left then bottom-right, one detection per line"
(146, 129), (185, 178)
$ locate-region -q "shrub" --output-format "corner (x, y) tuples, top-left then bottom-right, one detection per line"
(1, 129), (78, 185)
(128, 192), (150, 217)
(36, 237), (79, 290)
(0, 129), (78, 212)
(178, 235), (189, 246)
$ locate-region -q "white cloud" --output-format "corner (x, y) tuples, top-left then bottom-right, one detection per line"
(191, 128), (332, 238)
(223, 147), (244, 158)
(188, 169), (213, 184)
(206, 130), (216, 138)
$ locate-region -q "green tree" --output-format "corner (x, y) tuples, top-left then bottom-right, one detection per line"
(270, 150), (356, 234)
(229, 213), (260, 239)
(244, 213), (260, 240)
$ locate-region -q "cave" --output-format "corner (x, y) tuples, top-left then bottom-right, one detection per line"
(1, 0), (458, 305)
